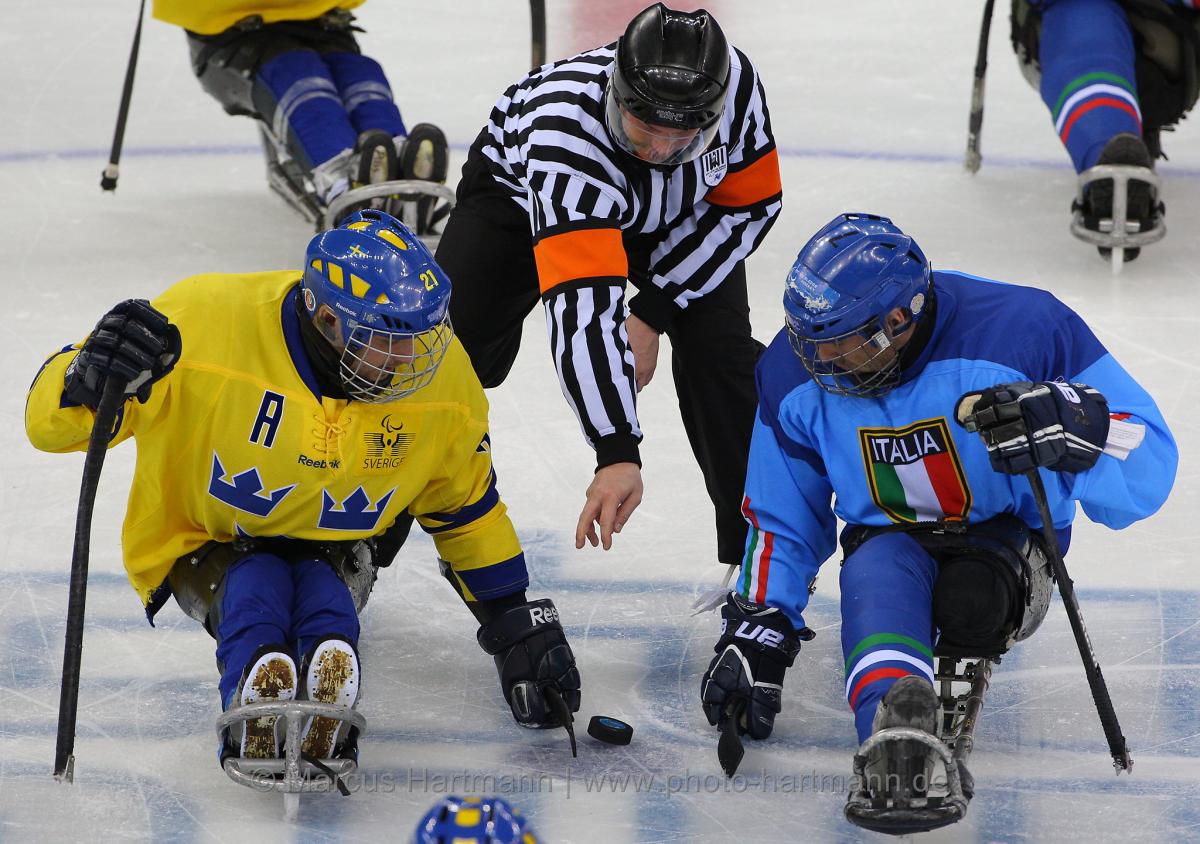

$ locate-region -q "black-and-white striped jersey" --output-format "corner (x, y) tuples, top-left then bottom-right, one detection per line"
(472, 43), (783, 467)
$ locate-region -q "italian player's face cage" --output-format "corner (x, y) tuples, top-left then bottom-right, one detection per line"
(787, 317), (904, 398)
(339, 318), (453, 403)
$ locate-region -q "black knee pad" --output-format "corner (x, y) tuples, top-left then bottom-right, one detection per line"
(933, 556), (1016, 652)
(930, 520), (1053, 656)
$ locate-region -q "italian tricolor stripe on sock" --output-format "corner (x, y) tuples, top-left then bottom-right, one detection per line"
(1052, 73), (1141, 143)
(844, 633), (935, 709)
(740, 495), (773, 604)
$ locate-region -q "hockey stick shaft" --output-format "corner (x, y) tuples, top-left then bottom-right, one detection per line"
(1025, 469), (1132, 772)
(54, 379), (126, 782)
(101, 0), (147, 192)
(965, 0), (996, 174)
(529, 0), (547, 71)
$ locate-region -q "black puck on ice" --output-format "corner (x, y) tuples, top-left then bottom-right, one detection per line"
(587, 715), (633, 746)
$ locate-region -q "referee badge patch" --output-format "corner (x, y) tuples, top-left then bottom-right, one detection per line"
(701, 145), (728, 187)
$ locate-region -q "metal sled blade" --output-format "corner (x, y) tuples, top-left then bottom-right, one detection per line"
(844, 656), (993, 835)
(1070, 164), (1165, 250)
(323, 180), (456, 244)
(217, 700), (366, 800)
(845, 727), (969, 835)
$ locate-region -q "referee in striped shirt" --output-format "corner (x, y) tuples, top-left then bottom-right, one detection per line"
(435, 3), (783, 567)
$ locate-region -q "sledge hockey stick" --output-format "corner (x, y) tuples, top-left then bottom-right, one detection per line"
(964, 0), (996, 174)
(1025, 469), (1132, 773)
(54, 379), (126, 782)
(530, 0), (547, 70)
(101, 0), (147, 191)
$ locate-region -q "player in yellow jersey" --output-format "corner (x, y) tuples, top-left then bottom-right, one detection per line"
(26, 210), (581, 773)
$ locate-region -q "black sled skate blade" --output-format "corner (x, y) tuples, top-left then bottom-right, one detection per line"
(844, 727), (971, 835)
(844, 799), (966, 836)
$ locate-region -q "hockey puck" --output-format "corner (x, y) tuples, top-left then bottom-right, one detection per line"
(587, 715), (633, 746)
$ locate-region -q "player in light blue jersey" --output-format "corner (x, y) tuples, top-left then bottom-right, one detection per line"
(699, 213), (1177, 830)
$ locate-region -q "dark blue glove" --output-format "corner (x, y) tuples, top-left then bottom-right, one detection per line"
(63, 300), (181, 409)
(956, 380), (1109, 474)
(700, 593), (812, 740)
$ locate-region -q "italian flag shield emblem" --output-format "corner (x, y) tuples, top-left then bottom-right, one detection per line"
(859, 417), (972, 523)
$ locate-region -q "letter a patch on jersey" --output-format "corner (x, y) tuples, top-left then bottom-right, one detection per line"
(858, 417), (971, 524)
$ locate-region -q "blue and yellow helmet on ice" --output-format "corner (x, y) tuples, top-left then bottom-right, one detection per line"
(302, 210), (453, 402)
(411, 795), (539, 843)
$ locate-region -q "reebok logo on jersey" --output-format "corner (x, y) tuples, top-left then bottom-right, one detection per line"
(701, 145), (728, 187)
(859, 417), (972, 524)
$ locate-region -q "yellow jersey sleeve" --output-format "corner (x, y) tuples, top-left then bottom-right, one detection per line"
(409, 410), (528, 602)
(26, 345), (142, 454)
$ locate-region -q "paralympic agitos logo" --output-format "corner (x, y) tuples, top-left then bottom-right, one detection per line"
(361, 415), (412, 470)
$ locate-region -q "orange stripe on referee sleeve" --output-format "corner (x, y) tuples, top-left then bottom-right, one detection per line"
(533, 227), (628, 294)
(705, 148), (782, 208)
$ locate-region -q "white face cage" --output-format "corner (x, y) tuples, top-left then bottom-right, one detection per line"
(338, 319), (454, 403)
(787, 318), (904, 398)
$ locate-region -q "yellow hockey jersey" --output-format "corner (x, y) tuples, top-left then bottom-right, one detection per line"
(26, 271), (527, 618)
(152, 0), (366, 36)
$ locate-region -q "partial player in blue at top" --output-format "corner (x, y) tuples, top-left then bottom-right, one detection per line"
(151, 0), (450, 230)
(698, 213), (1177, 834)
(1010, 0), (1199, 262)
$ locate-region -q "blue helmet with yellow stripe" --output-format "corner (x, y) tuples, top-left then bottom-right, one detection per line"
(302, 210), (453, 402)
(411, 795), (538, 843)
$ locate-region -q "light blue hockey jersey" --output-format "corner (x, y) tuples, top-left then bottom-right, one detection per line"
(740, 271), (1177, 629)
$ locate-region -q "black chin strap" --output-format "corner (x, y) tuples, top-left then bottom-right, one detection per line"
(294, 293), (348, 399)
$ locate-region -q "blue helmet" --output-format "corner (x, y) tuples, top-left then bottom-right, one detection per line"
(410, 795), (538, 844)
(783, 213), (931, 397)
(302, 209), (453, 402)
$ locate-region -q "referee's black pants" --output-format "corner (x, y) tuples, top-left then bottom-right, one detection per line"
(436, 155), (762, 568)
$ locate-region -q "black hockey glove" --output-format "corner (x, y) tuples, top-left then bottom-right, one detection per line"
(956, 380), (1109, 475)
(477, 598), (581, 728)
(700, 593), (811, 740)
(63, 299), (181, 409)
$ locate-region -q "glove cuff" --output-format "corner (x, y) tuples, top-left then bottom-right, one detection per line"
(717, 593), (804, 666)
(477, 598), (563, 656)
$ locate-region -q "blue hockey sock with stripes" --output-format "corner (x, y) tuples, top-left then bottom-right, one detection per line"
(840, 532), (937, 743)
(1039, 0), (1142, 172)
(324, 52), (407, 138)
(255, 49), (358, 170)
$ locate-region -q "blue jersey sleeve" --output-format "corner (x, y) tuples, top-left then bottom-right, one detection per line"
(1048, 312), (1177, 528)
(739, 337), (838, 629)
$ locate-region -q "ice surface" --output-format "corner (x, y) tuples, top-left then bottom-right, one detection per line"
(2, 1), (1199, 841)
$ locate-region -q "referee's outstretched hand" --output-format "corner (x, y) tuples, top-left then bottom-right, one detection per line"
(576, 462), (643, 550)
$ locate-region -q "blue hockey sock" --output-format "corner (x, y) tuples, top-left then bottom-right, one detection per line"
(840, 533), (937, 743)
(1039, 0), (1142, 172)
(255, 49), (358, 170)
(324, 52), (407, 138)
(214, 553), (295, 707)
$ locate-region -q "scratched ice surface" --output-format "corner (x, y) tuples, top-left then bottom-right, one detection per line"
(2, 1), (1199, 841)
